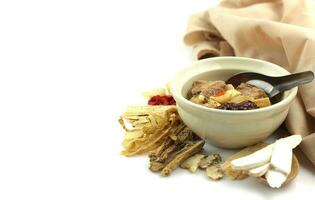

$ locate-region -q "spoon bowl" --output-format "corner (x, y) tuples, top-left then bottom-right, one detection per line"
(226, 71), (314, 102)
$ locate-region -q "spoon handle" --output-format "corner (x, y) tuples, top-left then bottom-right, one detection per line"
(274, 71), (314, 92)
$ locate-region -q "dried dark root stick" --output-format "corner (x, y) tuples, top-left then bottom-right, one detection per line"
(149, 127), (205, 176)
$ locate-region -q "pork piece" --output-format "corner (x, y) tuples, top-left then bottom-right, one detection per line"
(236, 83), (268, 99)
(189, 80), (226, 98)
(149, 127), (205, 176)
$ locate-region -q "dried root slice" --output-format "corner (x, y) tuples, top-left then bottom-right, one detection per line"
(230, 145), (272, 170)
(206, 165), (224, 180)
(161, 140), (205, 176)
(180, 154), (205, 173)
(222, 143), (267, 180)
(199, 153), (222, 169)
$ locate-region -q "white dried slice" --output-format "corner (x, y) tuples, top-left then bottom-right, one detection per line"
(270, 140), (292, 176)
(206, 165), (224, 180)
(180, 154), (205, 173)
(199, 153), (222, 169)
(231, 145), (272, 170)
(265, 169), (287, 188)
(248, 163), (270, 177)
(277, 135), (302, 150)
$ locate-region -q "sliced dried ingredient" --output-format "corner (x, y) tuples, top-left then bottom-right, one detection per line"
(230, 145), (272, 170)
(161, 140), (205, 176)
(119, 105), (179, 156)
(253, 97), (271, 108)
(199, 153), (222, 169)
(222, 143), (267, 180)
(149, 127), (205, 176)
(229, 95), (255, 104)
(248, 163), (270, 177)
(206, 164), (224, 180)
(180, 154), (205, 173)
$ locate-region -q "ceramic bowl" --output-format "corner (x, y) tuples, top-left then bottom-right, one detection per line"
(170, 57), (298, 148)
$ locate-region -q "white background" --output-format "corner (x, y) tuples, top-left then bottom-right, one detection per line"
(0, 0), (315, 199)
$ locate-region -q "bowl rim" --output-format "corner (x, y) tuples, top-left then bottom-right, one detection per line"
(170, 57), (298, 115)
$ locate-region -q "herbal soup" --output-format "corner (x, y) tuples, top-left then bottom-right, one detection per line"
(187, 80), (271, 110)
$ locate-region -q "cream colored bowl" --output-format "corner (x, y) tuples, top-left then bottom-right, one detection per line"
(170, 57), (298, 148)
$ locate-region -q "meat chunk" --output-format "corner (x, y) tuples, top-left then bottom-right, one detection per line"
(236, 83), (268, 99)
(189, 80), (226, 98)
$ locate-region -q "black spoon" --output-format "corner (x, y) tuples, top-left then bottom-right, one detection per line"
(226, 71), (314, 102)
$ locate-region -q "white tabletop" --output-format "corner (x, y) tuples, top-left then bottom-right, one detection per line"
(1, 0), (314, 199)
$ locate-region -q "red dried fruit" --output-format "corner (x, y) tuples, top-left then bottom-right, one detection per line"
(148, 95), (176, 106)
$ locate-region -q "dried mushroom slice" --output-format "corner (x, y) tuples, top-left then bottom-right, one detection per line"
(199, 153), (222, 169)
(180, 154), (205, 173)
(161, 140), (205, 176)
(206, 164), (224, 180)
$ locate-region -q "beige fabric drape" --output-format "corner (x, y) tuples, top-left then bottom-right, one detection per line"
(184, 0), (315, 166)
